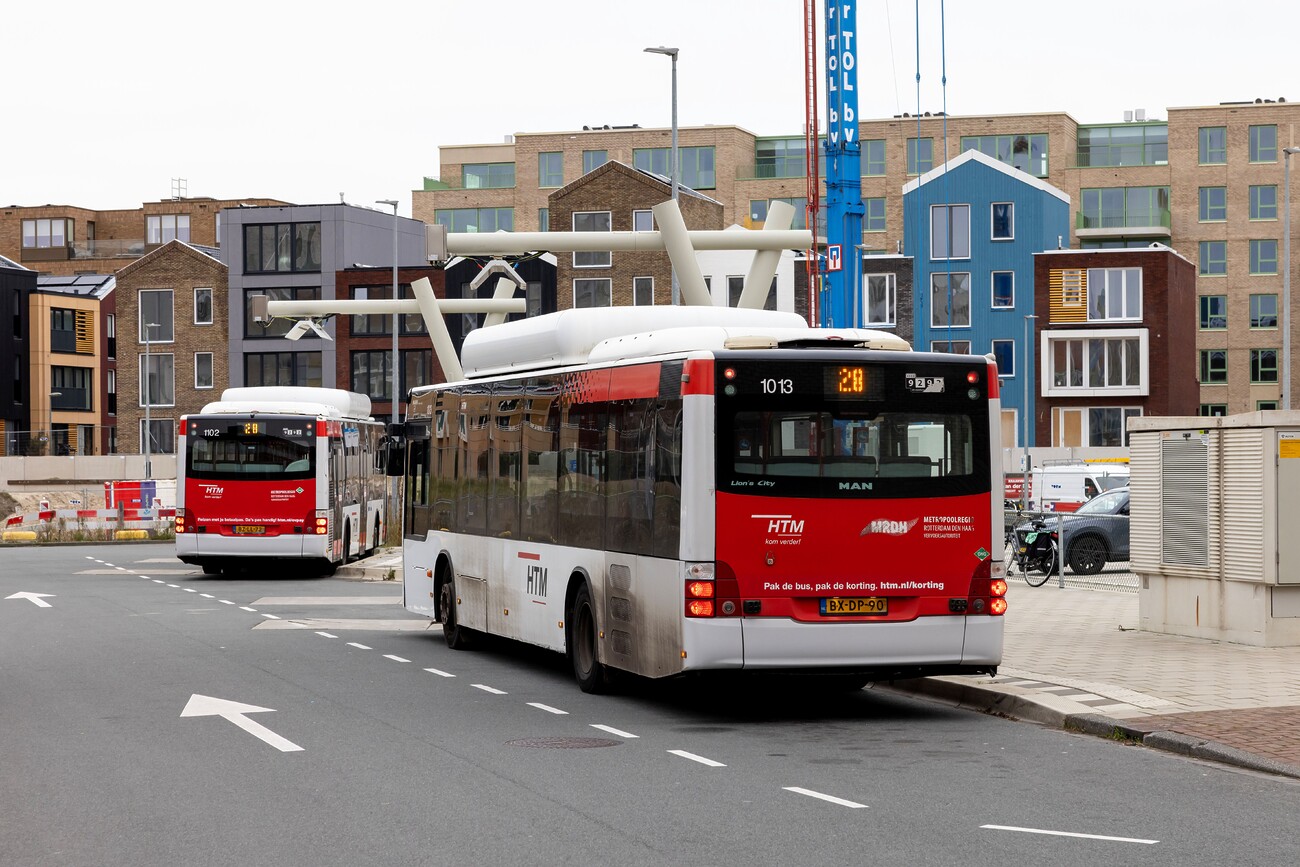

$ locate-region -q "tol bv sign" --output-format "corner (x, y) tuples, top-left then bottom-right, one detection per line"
(825, 0), (858, 146)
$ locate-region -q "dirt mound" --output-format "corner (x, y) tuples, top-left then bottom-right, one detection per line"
(3, 491), (95, 516)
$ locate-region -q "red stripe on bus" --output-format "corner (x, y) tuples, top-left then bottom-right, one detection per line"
(517, 552), (541, 560)
(682, 359), (714, 395)
(316, 420), (327, 437)
(607, 363), (662, 401)
(986, 361), (1000, 399)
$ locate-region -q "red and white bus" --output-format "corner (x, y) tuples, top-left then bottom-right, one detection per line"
(176, 387), (388, 576)
(399, 307), (1007, 691)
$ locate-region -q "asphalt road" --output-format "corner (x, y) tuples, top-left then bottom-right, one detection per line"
(2, 543), (1296, 866)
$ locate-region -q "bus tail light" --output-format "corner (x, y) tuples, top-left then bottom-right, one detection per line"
(684, 562), (715, 618)
(313, 510), (329, 535)
(965, 559), (1008, 617)
(174, 508), (187, 534)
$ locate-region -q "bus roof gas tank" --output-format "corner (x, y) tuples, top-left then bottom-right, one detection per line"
(200, 387), (373, 421)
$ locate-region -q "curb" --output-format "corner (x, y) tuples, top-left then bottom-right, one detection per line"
(885, 678), (1300, 781)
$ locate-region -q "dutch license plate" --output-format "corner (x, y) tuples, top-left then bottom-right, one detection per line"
(820, 596), (888, 616)
(233, 525), (265, 535)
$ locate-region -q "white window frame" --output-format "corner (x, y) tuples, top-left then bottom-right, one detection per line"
(572, 211), (612, 268)
(1086, 268), (1143, 322)
(1042, 327), (1149, 397)
(863, 273), (896, 326)
(990, 202), (1015, 241)
(139, 352), (176, 407)
(140, 418), (177, 455)
(633, 276), (654, 306)
(929, 272), (972, 328)
(194, 351), (214, 389)
(930, 340), (972, 354)
(929, 203), (971, 260)
(632, 210), (654, 232)
(572, 278), (612, 308)
(193, 287), (214, 325)
(138, 289), (175, 343)
(991, 271), (1015, 309)
(991, 339), (1015, 378)
(1053, 406), (1142, 448)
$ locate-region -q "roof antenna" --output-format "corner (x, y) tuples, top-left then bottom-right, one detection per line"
(339, 192), (346, 203)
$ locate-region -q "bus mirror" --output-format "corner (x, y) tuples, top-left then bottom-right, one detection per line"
(387, 422), (404, 438)
(404, 420), (432, 441)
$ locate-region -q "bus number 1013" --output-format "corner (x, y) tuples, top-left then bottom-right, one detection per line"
(761, 378), (794, 395)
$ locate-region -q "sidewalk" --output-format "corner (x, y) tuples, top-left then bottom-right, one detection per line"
(340, 553), (1300, 779)
(890, 582), (1300, 780)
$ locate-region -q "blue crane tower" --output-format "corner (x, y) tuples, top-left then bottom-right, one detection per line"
(820, 0), (863, 327)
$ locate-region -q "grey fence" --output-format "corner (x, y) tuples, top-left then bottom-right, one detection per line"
(1003, 508), (1136, 593)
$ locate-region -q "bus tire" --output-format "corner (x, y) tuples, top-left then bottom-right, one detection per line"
(439, 572), (474, 650)
(369, 514), (381, 557)
(568, 583), (610, 694)
(341, 521), (352, 565)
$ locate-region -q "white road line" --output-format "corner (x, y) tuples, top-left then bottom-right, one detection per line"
(383, 654), (410, 663)
(220, 600), (235, 605)
(116, 566), (128, 571)
(316, 631), (339, 639)
(261, 613), (280, 620)
(200, 594), (214, 598)
(590, 724), (638, 739)
(783, 787), (868, 809)
(85, 556), (95, 560)
(527, 702), (568, 715)
(424, 668), (456, 678)
(240, 606), (257, 612)
(472, 684), (507, 695)
(346, 642), (372, 650)
(981, 825), (1158, 845)
(167, 584), (180, 589)
(153, 580), (166, 584)
(668, 750), (726, 768)
(184, 588), (197, 593)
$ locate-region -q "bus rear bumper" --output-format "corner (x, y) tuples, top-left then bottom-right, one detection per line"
(176, 534), (328, 562)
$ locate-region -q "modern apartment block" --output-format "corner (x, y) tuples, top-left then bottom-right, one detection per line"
(413, 99), (1298, 412)
(0, 197), (288, 278)
(0, 255), (34, 455)
(30, 274), (116, 455)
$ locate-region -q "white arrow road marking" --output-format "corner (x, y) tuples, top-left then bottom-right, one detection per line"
(6, 592), (55, 608)
(981, 825), (1158, 845)
(180, 694), (303, 753)
(668, 750), (725, 767)
(784, 787), (868, 809)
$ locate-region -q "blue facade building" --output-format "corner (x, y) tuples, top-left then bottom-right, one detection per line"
(902, 150), (1070, 447)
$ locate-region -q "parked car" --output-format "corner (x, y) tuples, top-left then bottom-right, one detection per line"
(1011, 487), (1130, 576)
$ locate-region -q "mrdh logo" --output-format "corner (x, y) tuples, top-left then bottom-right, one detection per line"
(860, 518), (919, 537)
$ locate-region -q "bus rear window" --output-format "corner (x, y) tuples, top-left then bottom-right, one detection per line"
(186, 421), (314, 481)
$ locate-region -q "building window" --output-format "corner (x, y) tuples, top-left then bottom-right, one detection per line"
(930, 272), (971, 328)
(572, 211), (611, 268)
(1075, 125), (1167, 167)
(1251, 349), (1279, 383)
(862, 139), (886, 176)
(351, 349), (393, 400)
(991, 271), (1014, 308)
(1199, 126), (1227, 164)
(348, 285), (425, 337)
(463, 162), (515, 189)
(244, 352), (322, 387)
(194, 352), (214, 389)
(864, 198), (886, 232)
(960, 133), (1049, 176)
(1251, 293), (1278, 328)
(245, 287), (321, 338)
(193, 287), (213, 325)
(434, 208), (513, 233)
(754, 138), (806, 178)
(1199, 187), (1227, 222)
(402, 349), (433, 396)
(526, 282), (543, 318)
(215, 212), (222, 246)
(633, 210), (654, 232)
(769, 197), (813, 230)
(1258, 400), (1280, 411)
(930, 204), (970, 259)
(990, 202), (1014, 240)
(1250, 239), (1278, 275)
(573, 278), (611, 308)
(1046, 330), (1146, 395)
(1199, 404), (1228, 417)
(991, 340), (1014, 377)
(51, 308), (77, 353)
(21, 218), (73, 249)
(1085, 407), (1142, 447)
(632, 146), (716, 189)
(141, 419), (176, 455)
(907, 137), (933, 174)
(243, 222), (322, 273)
(1199, 241), (1227, 276)
(1199, 295), (1227, 330)
(1249, 185), (1278, 220)
(51, 366), (93, 410)
(147, 214), (190, 244)
(538, 152), (563, 188)
(106, 369), (116, 415)
(1250, 124), (1278, 162)
(633, 276), (654, 306)
(749, 200), (769, 223)
(864, 273), (895, 326)
(726, 276), (745, 308)
(1087, 268), (1142, 321)
(139, 289), (175, 342)
(1079, 186), (1169, 230)
(582, 150), (607, 173)
(1199, 349), (1227, 384)
(140, 353), (175, 407)
(537, 208), (549, 232)
(930, 340), (972, 354)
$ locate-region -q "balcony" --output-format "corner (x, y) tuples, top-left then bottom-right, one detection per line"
(1075, 208), (1172, 238)
(69, 239), (148, 259)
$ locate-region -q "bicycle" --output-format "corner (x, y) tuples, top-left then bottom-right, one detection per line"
(1004, 502), (1056, 587)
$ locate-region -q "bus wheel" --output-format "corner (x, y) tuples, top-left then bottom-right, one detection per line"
(568, 584), (610, 694)
(341, 522), (352, 566)
(439, 573), (474, 650)
(370, 515), (381, 557)
(199, 561), (221, 576)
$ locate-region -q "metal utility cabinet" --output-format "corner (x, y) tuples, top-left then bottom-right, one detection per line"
(1129, 413), (1300, 646)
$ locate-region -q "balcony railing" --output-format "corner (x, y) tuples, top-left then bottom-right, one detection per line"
(1076, 209), (1172, 232)
(1069, 146), (1169, 169)
(421, 176), (515, 192)
(70, 239), (148, 259)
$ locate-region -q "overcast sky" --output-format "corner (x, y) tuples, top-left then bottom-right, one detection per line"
(7, 1), (1292, 215)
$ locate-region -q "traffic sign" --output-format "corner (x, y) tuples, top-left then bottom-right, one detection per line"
(826, 244), (843, 272)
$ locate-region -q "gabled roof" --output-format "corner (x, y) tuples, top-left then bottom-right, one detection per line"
(902, 148), (1069, 203)
(0, 253), (28, 271)
(114, 238), (226, 280)
(551, 160), (723, 206)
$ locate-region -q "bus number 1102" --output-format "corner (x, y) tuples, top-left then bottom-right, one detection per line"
(761, 378), (793, 395)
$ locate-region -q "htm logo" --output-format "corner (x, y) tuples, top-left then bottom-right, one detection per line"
(202, 485), (223, 496)
(527, 564), (548, 596)
(754, 514), (804, 535)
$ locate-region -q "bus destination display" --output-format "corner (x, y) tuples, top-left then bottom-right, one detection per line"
(720, 363), (885, 400)
(188, 417), (314, 443)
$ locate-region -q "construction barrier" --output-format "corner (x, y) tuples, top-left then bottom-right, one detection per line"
(114, 530), (149, 541)
(5, 508), (176, 529)
(3, 530), (37, 542)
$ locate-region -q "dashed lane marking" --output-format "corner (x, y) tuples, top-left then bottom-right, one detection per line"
(591, 724), (638, 739)
(383, 654), (410, 663)
(981, 825), (1158, 845)
(346, 642), (372, 650)
(472, 684), (507, 695)
(316, 631), (339, 639)
(240, 606), (257, 612)
(424, 668), (455, 678)
(783, 787), (868, 809)
(528, 702), (568, 715)
(668, 750), (725, 768)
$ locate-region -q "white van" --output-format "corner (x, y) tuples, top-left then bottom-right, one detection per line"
(1031, 463), (1129, 512)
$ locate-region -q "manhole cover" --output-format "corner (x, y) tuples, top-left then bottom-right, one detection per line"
(506, 736), (622, 749)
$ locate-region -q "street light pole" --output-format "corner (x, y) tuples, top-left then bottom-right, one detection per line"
(142, 321), (158, 480)
(1022, 313), (1038, 512)
(377, 199), (401, 551)
(644, 46), (680, 305)
(1284, 147), (1299, 410)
